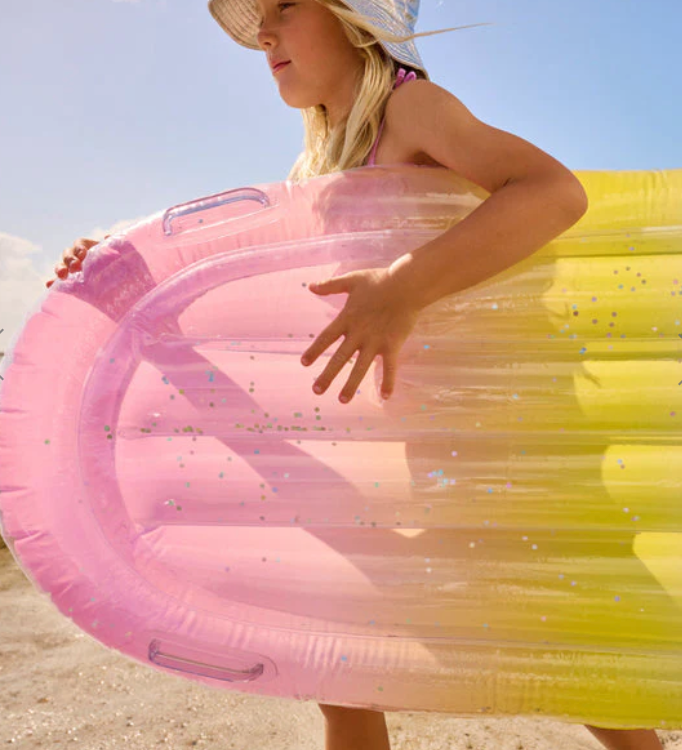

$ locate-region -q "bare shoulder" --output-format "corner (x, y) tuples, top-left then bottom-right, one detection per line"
(387, 79), (587, 202)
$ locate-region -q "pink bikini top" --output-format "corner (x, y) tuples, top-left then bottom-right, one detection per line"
(366, 67), (418, 167)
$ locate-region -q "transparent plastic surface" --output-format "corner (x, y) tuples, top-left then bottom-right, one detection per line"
(0, 164), (680, 727)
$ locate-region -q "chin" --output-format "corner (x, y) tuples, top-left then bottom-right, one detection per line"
(280, 92), (317, 110)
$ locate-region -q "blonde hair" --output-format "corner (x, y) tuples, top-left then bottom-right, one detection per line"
(286, 0), (487, 183)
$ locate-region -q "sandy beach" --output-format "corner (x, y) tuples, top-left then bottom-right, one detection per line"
(1, 546), (680, 750)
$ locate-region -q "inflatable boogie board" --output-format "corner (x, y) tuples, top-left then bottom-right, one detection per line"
(1, 164), (681, 728)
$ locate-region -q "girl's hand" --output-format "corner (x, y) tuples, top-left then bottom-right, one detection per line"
(300, 267), (421, 403)
(45, 234), (111, 289)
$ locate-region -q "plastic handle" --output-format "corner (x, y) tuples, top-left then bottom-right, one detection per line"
(148, 638), (266, 683)
(161, 186), (271, 236)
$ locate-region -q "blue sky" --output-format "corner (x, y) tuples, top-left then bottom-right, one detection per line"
(0, 0), (680, 342)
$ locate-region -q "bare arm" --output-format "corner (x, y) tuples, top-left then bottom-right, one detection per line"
(387, 173), (586, 311)
(385, 81), (588, 309)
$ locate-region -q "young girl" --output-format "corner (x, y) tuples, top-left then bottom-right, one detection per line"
(47, 0), (666, 748)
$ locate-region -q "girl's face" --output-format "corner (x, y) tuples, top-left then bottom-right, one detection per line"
(255, 0), (364, 127)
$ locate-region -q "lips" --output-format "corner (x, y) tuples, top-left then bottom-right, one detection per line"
(273, 61), (290, 73)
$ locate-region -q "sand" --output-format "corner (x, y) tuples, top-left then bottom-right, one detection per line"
(1, 546), (680, 750)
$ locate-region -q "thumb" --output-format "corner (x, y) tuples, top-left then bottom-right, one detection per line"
(308, 275), (349, 293)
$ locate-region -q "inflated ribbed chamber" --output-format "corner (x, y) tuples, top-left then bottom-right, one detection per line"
(0, 164), (680, 728)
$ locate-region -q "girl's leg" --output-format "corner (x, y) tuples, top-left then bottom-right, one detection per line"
(317, 707), (665, 750)
(584, 725), (664, 750)
(318, 704), (391, 750)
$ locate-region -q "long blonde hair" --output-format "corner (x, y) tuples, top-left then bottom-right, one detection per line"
(286, 0), (488, 182)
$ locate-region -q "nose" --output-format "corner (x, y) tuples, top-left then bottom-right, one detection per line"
(256, 22), (278, 48)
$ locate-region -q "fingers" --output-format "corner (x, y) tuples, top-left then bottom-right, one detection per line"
(47, 234), (111, 287)
(380, 350), (396, 399)
(60, 238), (93, 270)
(312, 338), (361, 398)
(337, 347), (375, 403)
(301, 320), (344, 367)
(304, 339), (395, 404)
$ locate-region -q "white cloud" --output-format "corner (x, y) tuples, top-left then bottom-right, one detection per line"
(0, 232), (54, 347)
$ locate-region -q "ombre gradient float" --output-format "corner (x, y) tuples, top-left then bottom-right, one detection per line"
(0, 165), (680, 728)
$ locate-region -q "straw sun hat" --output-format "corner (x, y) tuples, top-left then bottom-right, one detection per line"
(208, 0), (431, 80)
